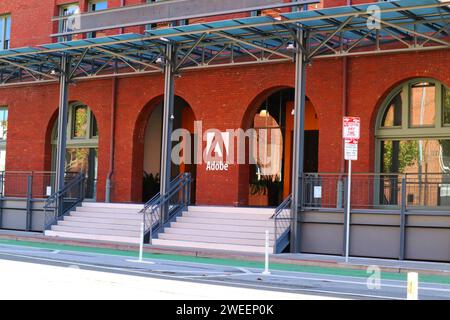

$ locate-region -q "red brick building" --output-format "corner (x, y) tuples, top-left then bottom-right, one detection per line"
(0, 0), (449, 259)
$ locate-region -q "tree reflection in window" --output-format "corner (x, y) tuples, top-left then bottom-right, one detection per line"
(72, 105), (88, 138)
(444, 86), (450, 125)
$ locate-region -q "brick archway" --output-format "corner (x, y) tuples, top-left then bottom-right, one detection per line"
(131, 95), (197, 203)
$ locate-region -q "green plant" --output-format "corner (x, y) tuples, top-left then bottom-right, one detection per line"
(142, 172), (160, 203)
(250, 174), (282, 206)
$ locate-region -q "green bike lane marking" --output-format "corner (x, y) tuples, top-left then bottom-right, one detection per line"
(0, 238), (449, 285)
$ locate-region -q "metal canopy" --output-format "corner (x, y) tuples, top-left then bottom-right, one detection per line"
(0, 0), (448, 87)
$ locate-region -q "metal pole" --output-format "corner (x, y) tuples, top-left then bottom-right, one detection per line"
(262, 230), (271, 275)
(399, 176), (407, 260)
(160, 43), (175, 224)
(138, 221), (144, 262)
(345, 159), (352, 263)
(26, 174), (33, 231)
(290, 29), (307, 253)
(55, 54), (70, 195)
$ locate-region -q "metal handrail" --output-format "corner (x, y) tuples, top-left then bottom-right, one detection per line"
(43, 172), (85, 230)
(141, 173), (192, 244)
(272, 194), (292, 254)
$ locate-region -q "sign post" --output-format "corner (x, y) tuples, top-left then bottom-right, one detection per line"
(343, 117), (360, 263)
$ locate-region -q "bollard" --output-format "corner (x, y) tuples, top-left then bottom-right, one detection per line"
(126, 222), (155, 265)
(262, 230), (271, 275)
(407, 272), (419, 300)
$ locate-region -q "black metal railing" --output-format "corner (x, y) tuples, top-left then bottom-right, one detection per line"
(272, 194), (292, 254)
(141, 173), (192, 243)
(43, 172), (85, 230)
(302, 172), (450, 211)
(0, 171), (80, 199)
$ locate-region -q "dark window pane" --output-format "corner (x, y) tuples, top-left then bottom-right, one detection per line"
(382, 91), (402, 127)
(91, 114), (98, 137)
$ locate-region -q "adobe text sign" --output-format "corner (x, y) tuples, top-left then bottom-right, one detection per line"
(344, 138), (358, 161)
(343, 117), (361, 140)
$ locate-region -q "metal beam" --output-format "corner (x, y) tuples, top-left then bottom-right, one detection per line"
(290, 28), (307, 253)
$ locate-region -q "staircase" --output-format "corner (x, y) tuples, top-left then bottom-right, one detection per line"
(44, 202), (144, 244)
(45, 203), (283, 254)
(152, 206), (276, 253)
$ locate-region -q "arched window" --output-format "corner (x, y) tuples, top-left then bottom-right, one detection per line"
(52, 102), (99, 199)
(376, 79), (450, 206)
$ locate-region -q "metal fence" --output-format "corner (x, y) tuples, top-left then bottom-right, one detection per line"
(0, 171), (80, 199)
(303, 173), (450, 210)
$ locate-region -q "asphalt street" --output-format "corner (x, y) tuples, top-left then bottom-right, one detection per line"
(0, 242), (449, 300)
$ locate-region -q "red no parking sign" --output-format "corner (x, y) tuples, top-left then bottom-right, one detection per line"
(343, 116), (361, 140)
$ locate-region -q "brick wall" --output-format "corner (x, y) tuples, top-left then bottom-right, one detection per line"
(1, 49), (448, 205)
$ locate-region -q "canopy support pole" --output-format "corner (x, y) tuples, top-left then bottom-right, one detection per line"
(160, 43), (176, 223)
(291, 29), (307, 253)
(55, 54), (71, 197)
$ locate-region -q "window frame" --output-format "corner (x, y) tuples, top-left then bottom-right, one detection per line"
(0, 106), (8, 173)
(58, 3), (80, 42)
(0, 14), (11, 50)
(0, 106), (8, 144)
(87, 0), (108, 38)
(375, 78), (450, 174)
(52, 102), (99, 147)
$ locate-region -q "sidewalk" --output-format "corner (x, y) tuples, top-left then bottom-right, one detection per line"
(0, 230), (449, 279)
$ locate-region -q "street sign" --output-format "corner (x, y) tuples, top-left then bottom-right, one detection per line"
(342, 116), (361, 263)
(343, 117), (361, 140)
(344, 138), (358, 161)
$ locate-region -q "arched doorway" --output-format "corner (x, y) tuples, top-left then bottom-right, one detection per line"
(375, 78), (450, 207)
(51, 102), (99, 200)
(246, 88), (319, 207)
(142, 96), (197, 203)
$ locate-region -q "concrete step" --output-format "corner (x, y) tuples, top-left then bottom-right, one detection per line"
(64, 216), (141, 226)
(45, 230), (140, 244)
(188, 206), (275, 215)
(51, 225), (141, 237)
(69, 211), (142, 220)
(183, 211), (273, 220)
(176, 216), (274, 227)
(58, 220), (141, 231)
(158, 233), (273, 246)
(76, 207), (141, 214)
(152, 239), (270, 253)
(81, 202), (144, 210)
(164, 227), (275, 240)
(170, 222), (273, 234)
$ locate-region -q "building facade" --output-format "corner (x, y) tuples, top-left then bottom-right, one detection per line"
(0, 0), (449, 259)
